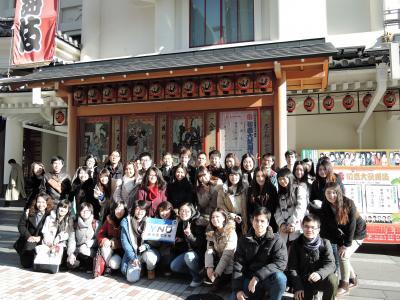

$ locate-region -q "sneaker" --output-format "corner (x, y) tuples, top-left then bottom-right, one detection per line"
(189, 280), (202, 288)
(349, 276), (358, 289)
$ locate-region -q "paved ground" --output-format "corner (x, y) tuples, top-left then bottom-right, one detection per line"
(1, 199), (400, 299)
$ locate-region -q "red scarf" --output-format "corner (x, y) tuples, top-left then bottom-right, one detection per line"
(148, 185), (158, 201)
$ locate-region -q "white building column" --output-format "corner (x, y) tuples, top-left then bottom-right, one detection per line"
(81, 0), (101, 60)
(155, 0), (175, 52)
(274, 72), (288, 168)
(3, 119), (23, 185)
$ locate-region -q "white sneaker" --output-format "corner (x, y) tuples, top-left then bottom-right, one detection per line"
(189, 280), (202, 288)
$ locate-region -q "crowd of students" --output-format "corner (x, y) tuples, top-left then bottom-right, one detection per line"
(14, 148), (367, 300)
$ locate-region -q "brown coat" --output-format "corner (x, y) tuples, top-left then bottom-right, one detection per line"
(205, 220), (237, 276)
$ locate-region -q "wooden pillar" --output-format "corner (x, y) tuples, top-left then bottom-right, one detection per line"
(67, 94), (77, 176)
(274, 72), (287, 168)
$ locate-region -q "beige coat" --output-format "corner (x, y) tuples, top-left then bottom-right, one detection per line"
(5, 162), (26, 201)
(217, 183), (248, 234)
(205, 220), (237, 276)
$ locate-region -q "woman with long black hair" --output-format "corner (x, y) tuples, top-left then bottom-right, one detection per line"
(247, 166), (279, 232)
(319, 182), (366, 296)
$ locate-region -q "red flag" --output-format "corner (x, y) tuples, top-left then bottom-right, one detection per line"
(12, 0), (58, 66)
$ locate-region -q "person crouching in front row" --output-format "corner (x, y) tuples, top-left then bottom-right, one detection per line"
(288, 214), (337, 300)
(205, 208), (237, 292)
(230, 207), (287, 300)
(97, 200), (127, 275)
(121, 200), (160, 282)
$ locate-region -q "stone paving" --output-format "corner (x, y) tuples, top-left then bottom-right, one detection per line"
(1, 200), (400, 299)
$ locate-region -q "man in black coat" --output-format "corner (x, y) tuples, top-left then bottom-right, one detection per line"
(288, 214), (337, 300)
(40, 156), (71, 204)
(231, 207), (287, 300)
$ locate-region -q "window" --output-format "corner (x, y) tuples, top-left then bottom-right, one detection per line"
(190, 0), (254, 47)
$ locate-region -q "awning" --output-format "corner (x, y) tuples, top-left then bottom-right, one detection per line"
(0, 38), (337, 91)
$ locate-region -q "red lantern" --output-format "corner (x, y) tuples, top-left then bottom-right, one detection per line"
(133, 83), (146, 100)
(87, 87), (101, 104)
(236, 75), (251, 92)
(255, 73), (271, 90)
(149, 82), (162, 98)
(362, 93), (372, 108)
(73, 88), (86, 105)
(117, 85), (132, 102)
(102, 86), (116, 103)
(322, 95), (334, 111)
(342, 94), (355, 110)
(182, 80), (197, 97)
(287, 97), (296, 113)
(165, 81), (180, 98)
(200, 79), (215, 95)
(383, 91), (397, 108)
(218, 77), (233, 94)
(303, 96), (315, 112)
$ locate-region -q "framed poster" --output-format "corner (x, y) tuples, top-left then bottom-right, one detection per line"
(206, 112), (217, 157)
(112, 116), (121, 152)
(219, 110), (258, 160)
(79, 117), (111, 165)
(157, 114), (168, 163)
(122, 115), (155, 162)
(170, 112), (204, 161)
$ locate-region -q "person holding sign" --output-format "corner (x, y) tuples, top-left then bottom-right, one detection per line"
(121, 200), (160, 282)
(205, 208), (237, 292)
(170, 202), (208, 288)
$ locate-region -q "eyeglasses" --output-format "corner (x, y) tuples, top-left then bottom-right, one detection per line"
(303, 225), (320, 231)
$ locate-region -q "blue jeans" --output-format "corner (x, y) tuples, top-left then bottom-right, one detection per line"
(170, 251), (202, 282)
(229, 272), (287, 300)
(331, 243), (340, 272)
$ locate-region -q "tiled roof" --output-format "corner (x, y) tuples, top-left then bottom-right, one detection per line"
(0, 38), (336, 86)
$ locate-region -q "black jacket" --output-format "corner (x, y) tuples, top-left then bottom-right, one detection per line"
(310, 173), (344, 202)
(105, 161), (124, 180)
(167, 178), (195, 209)
(172, 165), (197, 186)
(160, 165), (174, 183)
(207, 165), (227, 183)
(232, 226), (287, 292)
(288, 236), (336, 291)
(40, 171), (71, 203)
(173, 211), (207, 258)
(309, 198), (366, 247)
(26, 175), (44, 208)
(15, 210), (49, 254)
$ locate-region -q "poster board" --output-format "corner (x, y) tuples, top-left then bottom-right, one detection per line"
(302, 149), (400, 244)
(142, 218), (178, 243)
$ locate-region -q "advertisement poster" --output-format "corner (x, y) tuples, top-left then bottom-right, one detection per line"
(142, 218), (178, 243)
(302, 149), (400, 244)
(170, 113), (203, 160)
(123, 115), (155, 162)
(219, 110), (258, 160)
(79, 117), (110, 164)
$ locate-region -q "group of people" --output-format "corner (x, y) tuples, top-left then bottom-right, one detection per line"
(14, 148), (367, 300)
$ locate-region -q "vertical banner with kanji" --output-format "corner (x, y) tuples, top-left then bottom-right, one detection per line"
(12, 0), (58, 66)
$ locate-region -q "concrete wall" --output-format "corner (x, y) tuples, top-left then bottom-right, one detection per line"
(288, 113), (377, 153)
(374, 112), (400, 148)
(41, 134), (68, 174)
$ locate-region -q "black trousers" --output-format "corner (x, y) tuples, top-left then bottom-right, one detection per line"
(303, 273), (338, 300)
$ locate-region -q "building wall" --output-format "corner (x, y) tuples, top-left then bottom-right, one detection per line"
(288, 113), (378, 153)
(41, 134), (68, 174)
(374, 112), (400, 149)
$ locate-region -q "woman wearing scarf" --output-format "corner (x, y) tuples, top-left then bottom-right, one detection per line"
(288, 214), (337, 300)
(120, 200), (160, 282)
(135, 166), (167, 217)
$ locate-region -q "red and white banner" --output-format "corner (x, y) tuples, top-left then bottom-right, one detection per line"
(12, 0), (58, 66)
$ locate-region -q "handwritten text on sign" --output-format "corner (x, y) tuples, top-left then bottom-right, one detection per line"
(142, 218), (178, 243)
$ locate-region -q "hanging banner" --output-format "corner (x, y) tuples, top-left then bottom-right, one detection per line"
(12, 0), (58, 66)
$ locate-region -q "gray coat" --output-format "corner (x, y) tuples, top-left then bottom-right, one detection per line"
(67, 215), (99, 257)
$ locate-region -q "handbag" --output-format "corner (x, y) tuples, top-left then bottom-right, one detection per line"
(92, 249), (106, 278)
(126, 263), (141, 283)
(33, 244), (63, 274)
